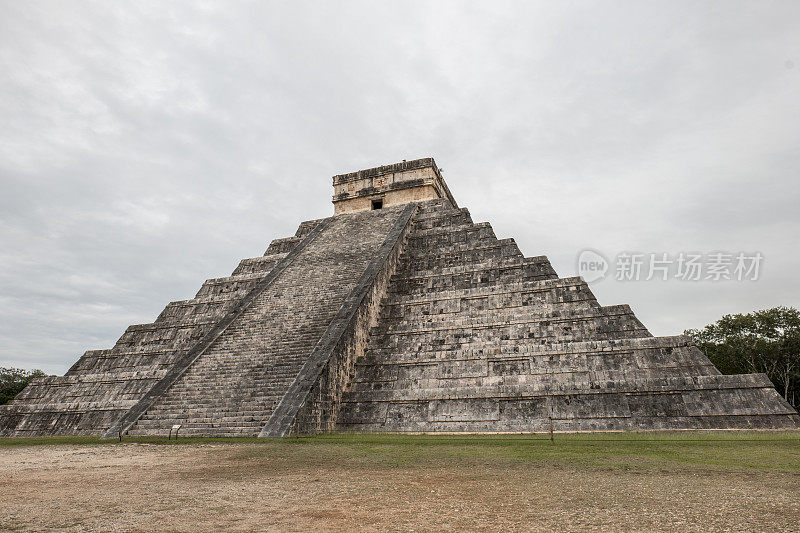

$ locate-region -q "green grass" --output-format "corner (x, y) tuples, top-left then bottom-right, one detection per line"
(2, 431), (799, 472)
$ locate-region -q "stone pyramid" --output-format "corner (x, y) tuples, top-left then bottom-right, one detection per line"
(2, 158), (798, 437)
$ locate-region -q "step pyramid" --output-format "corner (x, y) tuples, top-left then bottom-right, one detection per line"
(1, 158), (797, 437)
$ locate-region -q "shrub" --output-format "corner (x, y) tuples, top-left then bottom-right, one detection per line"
(0, 367), (47, 405)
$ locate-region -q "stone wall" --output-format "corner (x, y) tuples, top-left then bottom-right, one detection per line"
(332, 158), (457, 215)
(333, 185), (440, 215)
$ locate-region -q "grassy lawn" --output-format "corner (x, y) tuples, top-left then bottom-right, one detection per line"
(2, 432), (799, 531)
(2, 431), (798, 472)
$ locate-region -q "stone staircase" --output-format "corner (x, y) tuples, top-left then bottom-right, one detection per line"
(125, 206), (409, 437)
(337, 201), (800, 432)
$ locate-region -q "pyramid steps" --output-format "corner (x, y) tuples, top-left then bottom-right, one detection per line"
(124, 205), (411, 437)
(337, 199), (800, 433)
(0, 220), (320, 436)
(231, 253), (286, 276)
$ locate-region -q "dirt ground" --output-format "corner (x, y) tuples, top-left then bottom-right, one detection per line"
(1, 438), (799, 532)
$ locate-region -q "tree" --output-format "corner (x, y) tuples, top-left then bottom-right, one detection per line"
(0, 367), (47, 405)
(685, 306), (800, 408)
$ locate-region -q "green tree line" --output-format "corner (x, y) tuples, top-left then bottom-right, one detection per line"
(686, 306), (800, 408)
(0, 367), (47, 405)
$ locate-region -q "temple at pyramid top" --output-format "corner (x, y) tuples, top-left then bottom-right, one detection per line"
(332, 157), (458, 214)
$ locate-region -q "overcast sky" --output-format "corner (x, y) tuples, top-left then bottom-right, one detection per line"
(1, 1), (799, 374)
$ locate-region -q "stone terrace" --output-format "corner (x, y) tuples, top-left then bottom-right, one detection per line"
(336, 200), (800, 432)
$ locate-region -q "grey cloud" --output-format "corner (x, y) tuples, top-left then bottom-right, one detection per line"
(1, 1), (799, 373)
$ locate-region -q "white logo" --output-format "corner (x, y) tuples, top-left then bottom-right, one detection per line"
(577, 249), (609, 283)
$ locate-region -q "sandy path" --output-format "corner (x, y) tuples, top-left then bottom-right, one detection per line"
(1, 443), (798, 532)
